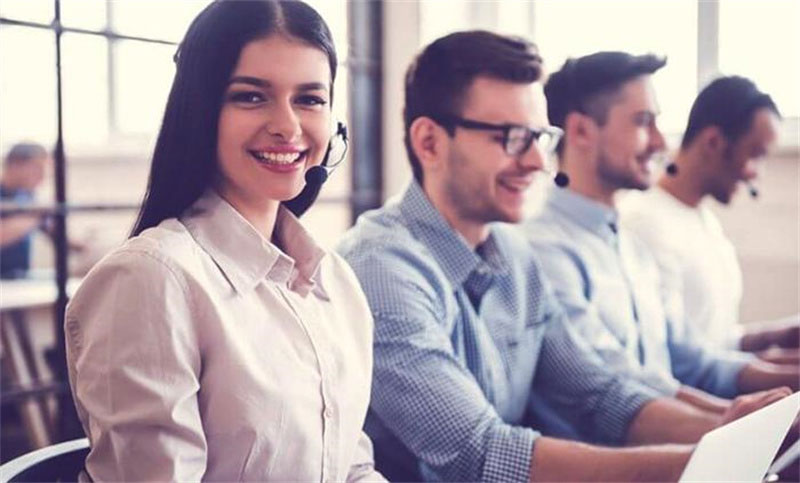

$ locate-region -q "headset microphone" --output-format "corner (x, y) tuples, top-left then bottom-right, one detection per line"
(541, 169), (570, 187)
(304, 165), (330, 185)
(304, 122), (348, 185)
(745, 180), (759, 198)
(665, 162), (679, 176)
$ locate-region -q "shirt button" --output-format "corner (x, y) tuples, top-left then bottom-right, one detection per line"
(324, 407), (334, 419)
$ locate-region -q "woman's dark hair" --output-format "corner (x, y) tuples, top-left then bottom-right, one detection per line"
(131, 0), (337, 237)
(403, 31), (543, 183)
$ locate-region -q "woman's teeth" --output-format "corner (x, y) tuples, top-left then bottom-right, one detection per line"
(252, 151), (302, 164)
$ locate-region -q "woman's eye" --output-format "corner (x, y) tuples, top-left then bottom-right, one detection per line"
(492, 136), (505, 145)
(227, 91), (265, 105)
(296, 95), (328, 107)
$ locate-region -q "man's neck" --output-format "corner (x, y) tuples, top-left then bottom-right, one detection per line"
(658, 151), (705, 208)
(561, 154), (617, 208)
(422, 182), (488, 250)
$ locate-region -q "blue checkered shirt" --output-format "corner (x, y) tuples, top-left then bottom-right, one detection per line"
(337, 181), (661, 482)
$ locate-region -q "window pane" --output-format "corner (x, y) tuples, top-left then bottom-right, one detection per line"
(719, 0), (800, 117)
(0, 26), (57, 157)
(113, 40), (174, 137)
(62, 33), (109, 149)
(60, 0), (107, 31)
(301, 202), (352, 250)
(534, 0), (697, 135)
(498, 1), (533, 37)
(305, 0), (349, 61)
(420, 0), (470, 45)
(0, 0), (53, 24)
(111, 0), (212, 42)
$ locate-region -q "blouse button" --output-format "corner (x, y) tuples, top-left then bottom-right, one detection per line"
(324, 407), (334, 419)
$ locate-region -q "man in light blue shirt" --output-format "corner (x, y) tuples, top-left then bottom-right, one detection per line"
(336, 32), (784, 482)
(524, 52), (798, 440)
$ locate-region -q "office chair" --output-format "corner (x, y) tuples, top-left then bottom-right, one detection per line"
(0, 438), (88, 482)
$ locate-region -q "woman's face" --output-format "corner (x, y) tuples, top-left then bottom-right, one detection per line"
(216, 34), (331, 210)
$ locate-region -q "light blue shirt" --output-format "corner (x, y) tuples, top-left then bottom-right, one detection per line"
(337, 181), (660, 482)
(524, 188), (752, 406)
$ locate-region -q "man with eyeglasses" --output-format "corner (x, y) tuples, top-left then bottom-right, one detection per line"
(337, 32), (785, 482)
(523, 52), (797, 442)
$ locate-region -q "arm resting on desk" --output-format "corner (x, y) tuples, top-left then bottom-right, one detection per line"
(530, 437), (692, 482)
(738, 360), (799, 393)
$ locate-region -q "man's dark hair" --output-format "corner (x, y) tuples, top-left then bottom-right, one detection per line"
(4, 142), (48, 167)
(545, 51), (666, 155)
(680, 75), (780, 149)
(131, 0), (337, 237)
(403, 30), (543, 183)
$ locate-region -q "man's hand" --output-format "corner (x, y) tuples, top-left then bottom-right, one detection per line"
(772, 324), (800, 349)
(719, 387), (792, 426)
(742, 317), (800, 351)
(759, 347), (800, 366)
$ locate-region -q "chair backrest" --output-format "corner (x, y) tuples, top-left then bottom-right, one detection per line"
(0, 438), (89, 483)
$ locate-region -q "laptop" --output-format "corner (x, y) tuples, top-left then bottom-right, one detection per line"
(680, 391), (800, 482)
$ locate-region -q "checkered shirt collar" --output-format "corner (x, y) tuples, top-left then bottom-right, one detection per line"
(398, 180), (509, 287)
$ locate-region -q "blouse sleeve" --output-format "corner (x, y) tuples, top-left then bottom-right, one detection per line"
(65, 248), (207, 481)
(345, 431), (386, 482)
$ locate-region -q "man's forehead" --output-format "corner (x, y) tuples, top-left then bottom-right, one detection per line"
(618, 75), (658, 108)
(461, 76), (546, 121)
(751, 108), (780, 136)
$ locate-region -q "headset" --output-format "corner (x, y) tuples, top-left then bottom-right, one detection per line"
(304, 121), (348, 185)
(665, 162), (758, 198)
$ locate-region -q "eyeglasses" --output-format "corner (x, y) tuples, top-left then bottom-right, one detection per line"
(434, 115), (564, 158)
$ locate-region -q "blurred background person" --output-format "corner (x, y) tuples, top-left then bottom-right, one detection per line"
(620, 76), (799, 363)
(525, 52), (797, 437)
(0, 142), (49, 279)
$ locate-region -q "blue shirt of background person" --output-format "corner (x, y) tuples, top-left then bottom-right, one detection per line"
(0, 142), (49, 279)
(1, 186), (35, 277)
(334, 31), (751, 483)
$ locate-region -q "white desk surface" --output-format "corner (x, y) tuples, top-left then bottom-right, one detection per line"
(0, 278), (82, 311)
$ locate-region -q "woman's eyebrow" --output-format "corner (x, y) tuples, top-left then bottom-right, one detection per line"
(297, 82), (329, 92)
(227, 77), (328, 93)
(228, 75), (269, 88)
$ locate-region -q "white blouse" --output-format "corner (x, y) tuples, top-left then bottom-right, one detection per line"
(65, 191), (383, 482)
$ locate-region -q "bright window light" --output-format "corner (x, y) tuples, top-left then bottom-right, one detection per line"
(534, 0), (697, 136)
(112, 0), (212, 42)
(420, 0), (470, 45)
(0, 0), (53, 24)
(114, 40), (175, 137)
(0, 26), (57, 155)
(62, 33), (109, 148)
(719, 0), (800, 117)
(61, 0), (107, 31)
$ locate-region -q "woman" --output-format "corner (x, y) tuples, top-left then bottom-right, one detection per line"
(65, 1), (382, 480)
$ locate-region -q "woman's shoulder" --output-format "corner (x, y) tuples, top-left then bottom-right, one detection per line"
(75, 219), (202, 296)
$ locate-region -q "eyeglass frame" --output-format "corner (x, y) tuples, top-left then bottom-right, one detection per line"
(431, 115), (564, 158)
